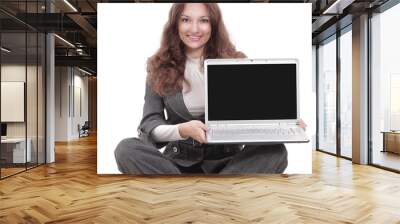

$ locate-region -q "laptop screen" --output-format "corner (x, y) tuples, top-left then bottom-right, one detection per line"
(207, 63), (297, 121)
(1, 123), (7, 137)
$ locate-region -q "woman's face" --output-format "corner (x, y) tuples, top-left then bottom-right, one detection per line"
(178, 3), (212, 57)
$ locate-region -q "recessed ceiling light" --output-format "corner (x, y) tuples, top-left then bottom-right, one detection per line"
(1, 47), (11, 53)
(54, 34), (75, 48)
(78, 67), (93, 76)
(63, 0), (78, 12)
(323, 0), (355, 15)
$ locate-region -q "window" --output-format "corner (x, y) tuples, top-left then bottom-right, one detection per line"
(370, 2), (400, 171)
(339, 28), (352, 158)
(0, 1), (46, 179)
(318, 36), (337, 155)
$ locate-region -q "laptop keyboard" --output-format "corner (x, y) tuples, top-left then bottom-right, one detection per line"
(207, 126), (306, 142)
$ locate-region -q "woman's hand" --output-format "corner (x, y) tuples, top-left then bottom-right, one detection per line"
(297, 119), (307, 131)
(178, 120), (208, 144)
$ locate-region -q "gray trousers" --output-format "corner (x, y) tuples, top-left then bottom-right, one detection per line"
(114, 138), (288, 175)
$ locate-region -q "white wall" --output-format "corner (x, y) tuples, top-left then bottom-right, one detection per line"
(76, 75), (89, 123)
(72, 72), (89, 138)
(1, 65), (38, 138)
(312, 45), (317, 150)
(55, 67), (89, 141)
(1, 64), (25, 124)
(98, 3), (313, 174)
(55, 67), (69, 141)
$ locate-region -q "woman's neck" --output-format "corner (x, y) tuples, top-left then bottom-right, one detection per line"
(186, 47), (204, 59)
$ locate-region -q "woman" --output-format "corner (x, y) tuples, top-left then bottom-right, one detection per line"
(115, 3), (298, 174)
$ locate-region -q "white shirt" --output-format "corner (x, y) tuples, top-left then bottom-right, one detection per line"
(151, 57), (205, 142)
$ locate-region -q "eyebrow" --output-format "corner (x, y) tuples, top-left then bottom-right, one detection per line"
(180, 14), (210, 19)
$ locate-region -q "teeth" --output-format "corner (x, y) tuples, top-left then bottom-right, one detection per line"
(188, 36), (201, 40)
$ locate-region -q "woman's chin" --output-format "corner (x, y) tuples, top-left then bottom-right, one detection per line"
(185, 43), (206, 51)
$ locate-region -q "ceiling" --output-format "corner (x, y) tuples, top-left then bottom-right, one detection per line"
(0, 0), (393, 75)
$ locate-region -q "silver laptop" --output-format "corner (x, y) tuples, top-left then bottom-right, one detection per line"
(204, 58), (309, 144)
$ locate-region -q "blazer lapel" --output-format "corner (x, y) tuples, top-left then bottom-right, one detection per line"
(165, 92), (193, 121)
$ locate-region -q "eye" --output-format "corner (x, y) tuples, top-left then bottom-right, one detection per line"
(200, 18), (209, 23)
(181, 18), (189, 23)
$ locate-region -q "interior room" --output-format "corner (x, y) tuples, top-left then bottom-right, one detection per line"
(0, 0), (399, 223)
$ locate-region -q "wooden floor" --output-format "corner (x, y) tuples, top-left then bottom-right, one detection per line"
(1, 162), (45, 178)
(1, 134), (400, 223)
(1, 167), (26, 178)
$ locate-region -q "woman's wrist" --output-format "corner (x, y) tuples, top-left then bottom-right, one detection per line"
(177, 123), (188, 139)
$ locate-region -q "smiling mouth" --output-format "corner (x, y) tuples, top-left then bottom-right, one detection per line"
(187, 35), (201, 41)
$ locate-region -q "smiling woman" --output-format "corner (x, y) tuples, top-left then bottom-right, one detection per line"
(178, 4), (212, 59)
(112, 3), (292, 175)
(146, 3), (245, 96)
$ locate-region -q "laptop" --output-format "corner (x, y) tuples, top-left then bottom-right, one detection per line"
(204, 58), (309, 144)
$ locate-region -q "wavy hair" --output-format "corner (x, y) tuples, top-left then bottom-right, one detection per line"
(147, 3), (246, 96)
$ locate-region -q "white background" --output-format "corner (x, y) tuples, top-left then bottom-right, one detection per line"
(98, 3), (314, 174)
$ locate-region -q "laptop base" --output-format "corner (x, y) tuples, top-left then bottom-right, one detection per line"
(206, 125), (309, 144)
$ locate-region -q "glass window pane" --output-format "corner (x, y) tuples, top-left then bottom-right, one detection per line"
(1, 31), (27, 177)
(27, 31), (38, 169)
(1, 1), (46, 179)
(371, 3), (400, 171)
(38, 32), (45, 165)
(318, 37), (337, 154)
(340, 29), (352, 158)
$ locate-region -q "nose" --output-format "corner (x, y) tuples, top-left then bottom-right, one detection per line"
(189, 21), (199, 33)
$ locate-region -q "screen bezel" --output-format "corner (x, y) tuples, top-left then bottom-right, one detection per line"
(204, 58), (299, 126)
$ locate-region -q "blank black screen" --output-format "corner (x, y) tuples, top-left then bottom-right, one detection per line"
(207, 63), (297, 121)
(1, 123), (7, 136)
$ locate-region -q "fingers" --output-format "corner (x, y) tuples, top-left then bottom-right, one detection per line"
(186, 120), (208, 143)
(198, 130), (207, 144)
(296, 119), (307, 131)
(200, 123), (208, 131)
(298, 119), (307, 126)
(300, 121), (307, 130)
(192, 133), (205, 143)
(196, 125), (207, 143)
(198, 123), (207, 143)
(193, 126), (207, 144)
(192, 120), (208, 131)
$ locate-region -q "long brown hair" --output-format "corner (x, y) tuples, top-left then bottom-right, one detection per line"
(147, 3), (246, 96)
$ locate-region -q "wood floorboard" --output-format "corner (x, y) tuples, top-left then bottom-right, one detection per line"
(1, 134), (400, 223)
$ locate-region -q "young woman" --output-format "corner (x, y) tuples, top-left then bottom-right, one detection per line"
(115, 3), (302, 174)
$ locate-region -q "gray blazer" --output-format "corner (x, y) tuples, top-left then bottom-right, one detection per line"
(137, 83), (242, 167)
